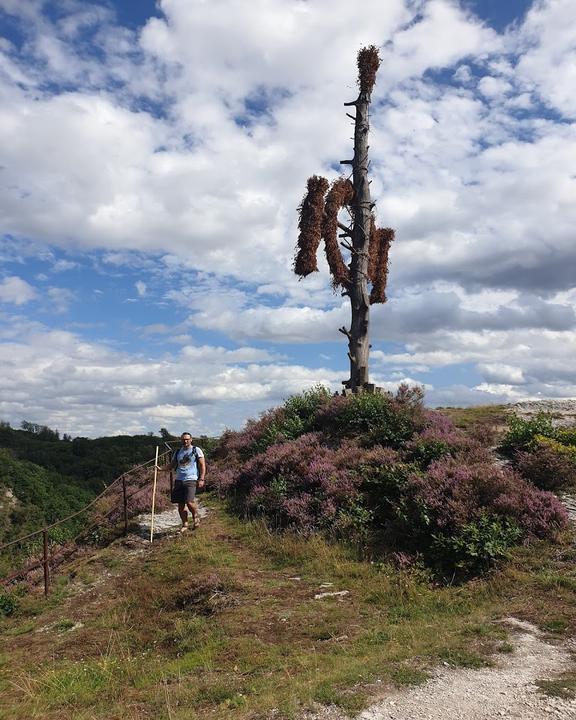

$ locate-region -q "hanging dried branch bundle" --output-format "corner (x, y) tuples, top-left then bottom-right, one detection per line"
(368, 216), (379, 280)
(357, 45), (380, 95)
(322, 178), (353, 290)
(369, 227), (394, 304)
(294, 175), (329, 277)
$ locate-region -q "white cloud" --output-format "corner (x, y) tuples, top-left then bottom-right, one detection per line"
(135, 280), (147, 297)
(0, 276), (36, 305)
(477, 363), (526, 385)
(52, 259), (78, 272)
(46, 287), (75, 313)
(0, 323), (342, 436)
(515, 0), (576, 118)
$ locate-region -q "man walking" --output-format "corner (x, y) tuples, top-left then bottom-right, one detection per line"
(170, 432), (206, 532)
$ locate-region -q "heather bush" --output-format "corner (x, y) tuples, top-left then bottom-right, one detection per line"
(500, 412), (556, 455)
(315, 384), (425, 447)
(402, 410), (469, 468)
(238, 434), (360, 531)
(389, 456), (568, 576)
(515, 439), (576, 491)
(210, 388), (571, 579)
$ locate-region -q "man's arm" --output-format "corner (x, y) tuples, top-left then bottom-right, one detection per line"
(198, 456), (206, 485)
(156, 452), (178, 472)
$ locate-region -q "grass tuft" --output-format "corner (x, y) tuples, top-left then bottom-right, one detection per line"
(536, 673), (576, 700)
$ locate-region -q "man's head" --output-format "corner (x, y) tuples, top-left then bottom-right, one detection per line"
(181, 432), (193, 447)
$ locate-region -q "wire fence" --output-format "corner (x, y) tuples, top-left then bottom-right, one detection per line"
(0, 443), (179, 596)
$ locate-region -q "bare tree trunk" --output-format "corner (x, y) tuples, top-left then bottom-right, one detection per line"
(344, 87), (373, 391)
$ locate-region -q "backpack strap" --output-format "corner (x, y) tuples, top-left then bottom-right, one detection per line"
(173, 446), (198, 467)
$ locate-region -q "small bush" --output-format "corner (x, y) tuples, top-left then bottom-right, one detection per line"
(0, 591), (18, 616)
(431, 514), (522, 575)
(500, 412), (556, 455)
(315, 384), (425, 447)
(515, 440), (576, 491)
(239, 434), (360, 531)
(390, 457), (568, 576)
(356, 447), (419, 525)
(555, 428), (576, 447)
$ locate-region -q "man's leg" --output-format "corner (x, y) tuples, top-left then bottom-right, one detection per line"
(178, 502), (189, 530)
(186, 500), (199, 527)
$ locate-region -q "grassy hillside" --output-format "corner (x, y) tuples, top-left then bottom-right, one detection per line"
(0, 449), (93, 544)
(1, 399), (576, 718)
(1, 497), (575, 720)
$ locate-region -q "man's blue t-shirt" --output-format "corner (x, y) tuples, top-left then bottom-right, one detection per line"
(174, 446), (204, 482)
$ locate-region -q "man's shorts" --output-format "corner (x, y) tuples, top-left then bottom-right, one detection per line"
(171, 481), (197, 504)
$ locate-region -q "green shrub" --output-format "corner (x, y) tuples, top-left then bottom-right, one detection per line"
(248, 385), (333, 455)
(431, 514), (523, 576)
(0, 591), (18, 616)
(357, 452), (420, 525)
(404, 439), (452, 468)
(331, 501), (373, 548)
(551, 430), (576, 451)
(500, 412), (556, 455)
(317, 386), (424, 447)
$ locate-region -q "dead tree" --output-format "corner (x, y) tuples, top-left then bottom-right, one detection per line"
(294, 46), (395, 392)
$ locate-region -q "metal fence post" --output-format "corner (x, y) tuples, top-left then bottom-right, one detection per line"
(43, 530), (50, 596)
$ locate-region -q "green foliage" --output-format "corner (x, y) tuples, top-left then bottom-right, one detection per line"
(404, 439), (452, 468)
(0, 591), (18, 616)
(431, 515), (523, 576)
(0, 422), (175, 494)
(503, 415), (576, 491)
(500, 412), (556, 455)
(534, 435), (576, 458)
(0, 449), (93, 544)
(250, 385), (332, 454)
(20, 421), (60, 441)
(555, 428), (576, 447)
(358, 460), (419, 525)
(328, 390), (421, 447)
(331, 501), (373, 547)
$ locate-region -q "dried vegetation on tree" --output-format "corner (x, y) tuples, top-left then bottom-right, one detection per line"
(293, 46), (395, 390)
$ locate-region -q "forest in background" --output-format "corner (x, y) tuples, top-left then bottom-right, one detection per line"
(0, 422), (217, 544)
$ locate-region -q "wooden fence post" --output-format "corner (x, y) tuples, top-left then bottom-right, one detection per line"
(122, 476), (128, 536)
(43, 530), (50, 596)
(150, 446), (159, 543)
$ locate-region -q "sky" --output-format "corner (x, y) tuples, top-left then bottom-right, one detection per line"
(0, 0), (575, 438)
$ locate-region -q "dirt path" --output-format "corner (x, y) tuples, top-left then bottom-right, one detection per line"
(311, 618), (576, 720)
